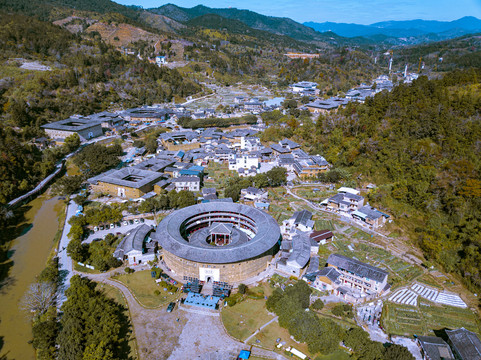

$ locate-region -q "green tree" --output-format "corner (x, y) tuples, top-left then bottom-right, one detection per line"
(266, 167), (287, 187)
(238, 283), (247, 294)
(383, 344), (414, 360)
(64, 133), (81, 153)
(52, 176), (84, 196)
(311, 299), (324, 310)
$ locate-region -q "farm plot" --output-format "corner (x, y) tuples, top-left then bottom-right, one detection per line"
(420, 302), (481, 334)
(382, 302), (426, 336)
(412, 283), (467, 308)
(330, 241), (422, 285)
(388, 289), (418, 306)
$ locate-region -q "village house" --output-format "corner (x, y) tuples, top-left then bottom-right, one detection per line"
(417, 336), (454, 360)
(172, 175), (201, 192)
(311, 254), (389, 303)
(277, 232), (311, 277)
(282, 209), (315, 236)
(42, 116), (103, 142)
(446, 328), (481, 360)
(240, 187), (268, 203)
(290, 81), (317, 93)
(310, 230), (334, 246)
(89, 168), (164, 199)
(113, 224), (156, 265)
(293, 156), (331, 179)
(352, 205), (390, 229)
(279, 138), (300, 151)
(229, 154), (259, 173)
(326, 192), (365, 213)
(305, 97), (349, 114)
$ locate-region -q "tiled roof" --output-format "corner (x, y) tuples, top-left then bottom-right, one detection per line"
(327, 253), (387, 283)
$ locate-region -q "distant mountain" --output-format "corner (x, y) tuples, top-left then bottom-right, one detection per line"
(304, 16), (481, 40)
(149, 4), (338, 44)
(184, 13), (313, 50)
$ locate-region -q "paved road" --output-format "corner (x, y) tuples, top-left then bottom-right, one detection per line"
(57, 200), (77, 307)
(83, 219), (156, 244)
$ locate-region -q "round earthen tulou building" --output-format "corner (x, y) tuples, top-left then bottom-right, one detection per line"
(155, 202), (281, 284)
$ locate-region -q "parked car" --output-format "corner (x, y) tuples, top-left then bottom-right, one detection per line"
(94, 226), (98, 232)
(134, 219), (139, 224)
(166, 302), (175, 313)
(123, 221), (128, 226)
(99, 225), (104, 231)
(116, 222), (121, 228)
(110, 223), (115, 229)
(129, 220), (134, 225)
(140, 218), (145, 223)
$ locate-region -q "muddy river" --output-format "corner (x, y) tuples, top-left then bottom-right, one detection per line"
(0, 196), (62, 360)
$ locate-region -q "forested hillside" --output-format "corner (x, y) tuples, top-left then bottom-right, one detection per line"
(0, 13), (200, 204)
(293, 69), (481, 291)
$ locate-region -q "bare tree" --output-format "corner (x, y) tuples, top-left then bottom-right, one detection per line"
(21, 282), (57, 320)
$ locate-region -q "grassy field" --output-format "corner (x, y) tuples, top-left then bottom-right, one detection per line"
(205, 162), (231, 193)
(97, 282), (128, 307)
(113, 270), (179, 308)
(74, 263), (101, 274)
(247, 321), (310, 354)
(221, 297), (274, 341)
(382, 301), (481, 337)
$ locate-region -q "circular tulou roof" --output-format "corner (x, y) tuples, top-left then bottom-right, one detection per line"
(154, 202), (280, 263)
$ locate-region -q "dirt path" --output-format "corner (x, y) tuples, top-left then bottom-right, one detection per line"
(244, 316), (279, 344)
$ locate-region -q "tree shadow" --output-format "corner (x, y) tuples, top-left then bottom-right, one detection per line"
(0, 327), (11, 360)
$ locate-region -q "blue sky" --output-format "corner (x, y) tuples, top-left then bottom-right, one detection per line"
(114, 0), (481, 24)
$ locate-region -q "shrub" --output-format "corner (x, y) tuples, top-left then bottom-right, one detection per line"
(154, 290), (160, 296)
(238, 283), (247, 294)
(124, 267), (134, 274)
(311, 299), (324, 311)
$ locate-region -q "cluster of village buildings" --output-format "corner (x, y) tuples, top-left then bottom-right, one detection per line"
(290, 75), (394, 114)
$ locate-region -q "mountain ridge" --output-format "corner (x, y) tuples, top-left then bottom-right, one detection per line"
(304, 16), (481, 40)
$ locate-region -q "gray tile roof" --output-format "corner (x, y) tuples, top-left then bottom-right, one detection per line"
(209, 222), (234, 235)
(305, 256), (319, 275)
(41, 116), (102, 131)
(293, 210), (313, 227)
(270, 143), (290, 153)
(418, 336), (454, 360)
(287, 232), (311, 268)
(114, 224), (153, 258)
(279, 138), (300, 149)
(355, 205), (389, 220)
(97, 168), (164, 188)
(318, 267), (341, 283)
(327, 253), (387, 283)
(172, 175), (200, 183)
(154, 202), (280, 263)
(134, 158), (175, 172)
(446, 328), (481, 360)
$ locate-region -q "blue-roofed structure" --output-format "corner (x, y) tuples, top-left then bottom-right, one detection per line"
(184, 293), (220, 310)
(238, 350), (251, 359)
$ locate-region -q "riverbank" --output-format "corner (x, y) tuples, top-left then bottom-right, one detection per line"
(0, 195), (62, 359)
